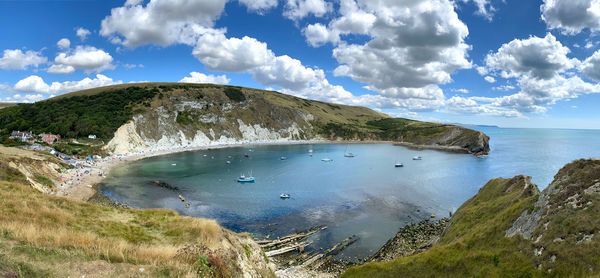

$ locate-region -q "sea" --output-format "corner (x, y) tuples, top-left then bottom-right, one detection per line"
(98, 127), (600, 261)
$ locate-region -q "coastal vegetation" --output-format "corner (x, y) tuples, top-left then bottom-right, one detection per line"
(0, 146), (273, 277)
(0, 83), (489, 155)
(343, 159), (600, 277)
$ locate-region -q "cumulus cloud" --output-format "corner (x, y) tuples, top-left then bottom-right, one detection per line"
(580, 49), (600, 81)
(541, 0), (600, 35)
(100, 0), (227, 47)
(239, 0), (278, 13)
(13, 74), (122, 95)
(0, 49), (47, 70)
(193, 32), (274, 72)
(179, 72), (230, 84)
(462, 33), (600, 115)
(76, 27), (91, 41)
(283, 0), (332, 21)
(57, 38), (71, 49)
(302, 0), (375, 47)
(484, 33), (576, 80)
(50, 46), (114, 74)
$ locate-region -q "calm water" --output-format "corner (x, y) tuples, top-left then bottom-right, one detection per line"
(99, 127), (600, 261)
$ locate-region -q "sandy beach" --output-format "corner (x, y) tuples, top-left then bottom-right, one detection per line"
(54, 139), (334, 202)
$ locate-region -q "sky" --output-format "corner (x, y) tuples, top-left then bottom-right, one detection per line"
(1, 0), (600, 129)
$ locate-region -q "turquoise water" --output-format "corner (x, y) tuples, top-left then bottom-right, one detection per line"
(99, 127), (600, 261)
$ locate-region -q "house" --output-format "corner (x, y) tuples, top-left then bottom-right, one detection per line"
(9, 131), (33, 142)
(39, 133), (61, 144)
(88, 134), (97, 139)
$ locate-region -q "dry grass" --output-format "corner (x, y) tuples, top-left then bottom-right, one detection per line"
(0, 180), (229, 276)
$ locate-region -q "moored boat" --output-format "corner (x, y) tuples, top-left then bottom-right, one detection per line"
(412, 156), (422, 160)
(395, 162), (403, 167)
(237, 174), (255, 182)
(280, 193), (290, 199)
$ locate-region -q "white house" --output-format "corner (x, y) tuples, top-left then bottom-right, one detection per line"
(88, 134), (97, 139)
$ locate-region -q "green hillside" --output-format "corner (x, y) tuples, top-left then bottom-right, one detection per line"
(343, 159), (600, 277)
(0, 83), (489, 155)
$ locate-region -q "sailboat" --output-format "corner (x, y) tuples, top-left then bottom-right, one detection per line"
(344, 144), (355, 157)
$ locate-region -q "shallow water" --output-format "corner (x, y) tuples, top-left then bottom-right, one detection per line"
(99, 127), (600, 261)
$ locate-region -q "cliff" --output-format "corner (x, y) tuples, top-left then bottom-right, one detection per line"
(0, 83), (489, 156)
(343, 159), (600, 277)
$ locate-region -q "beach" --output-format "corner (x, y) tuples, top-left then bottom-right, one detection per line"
(54, 139), (332, 201)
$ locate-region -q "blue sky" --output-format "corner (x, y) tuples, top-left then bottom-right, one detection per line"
(1, 0), (600, 129)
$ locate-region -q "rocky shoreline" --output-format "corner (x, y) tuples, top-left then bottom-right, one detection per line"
(368, 218), (450, 262)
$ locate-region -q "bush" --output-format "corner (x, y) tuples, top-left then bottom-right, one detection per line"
(223, 87), (245, 102)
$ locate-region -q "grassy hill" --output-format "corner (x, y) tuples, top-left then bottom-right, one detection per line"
(0, 83), (489, 155)
(0, 146), (273, 277)
(0, 103), (18, 109)
(342, 159), (600, 277)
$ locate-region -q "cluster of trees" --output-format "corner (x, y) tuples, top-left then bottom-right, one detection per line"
(0, 86), (158, 140)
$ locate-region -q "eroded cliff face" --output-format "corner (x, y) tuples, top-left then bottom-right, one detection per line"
(105, 91), (319, 154)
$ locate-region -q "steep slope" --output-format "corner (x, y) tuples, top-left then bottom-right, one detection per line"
(0, 83), (489, 155)
(0, 147), (274, 278)
(343, 159), (600, 277)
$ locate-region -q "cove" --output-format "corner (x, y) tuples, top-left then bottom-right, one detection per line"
(98, 126), (600, 261)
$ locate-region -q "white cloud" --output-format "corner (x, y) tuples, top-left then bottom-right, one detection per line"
(541, 0), (600, 35)
(179, 72), (230, 84)
(123, 63), (144, 69)
(100, 0), (227, 47)
(580, 49), (600, 81)
(47, 64), (76, 74)
(0, 49), (47, 70)
(302, 0), (376, 47)
(193, 31), (274, 72)
(451, 88), (469, 94)
(484, 33), (576, 80)
(239, 0), (278, 14)
(492, 84), (515, 91)
(57, 38), (71, 49)
(76, 27), (91, 41)
(484, 76), (496, 83)
(459, 0), (495, 21)
(1, 93), (48, 103)
(51, 46), (114, 73)
(13, 74), (122, 95)
(303, 23), (340, 47)
(283, 0), (332, 21)
(331, 0), (471, 98)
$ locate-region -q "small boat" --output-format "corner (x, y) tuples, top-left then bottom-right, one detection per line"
(321, 158), (333, 162)
(344, 145), (355, 157)
(412, 156), (422, 160)
(280, 156), (288, 160)
(244, 154), (249, 158)
(395, 162), (403, 167)
(249, 149), (254, 152)
(308, 149), (313, 153)
(171, 163), (177, 166)
(226, 160), (231, 164)
(237, 174), (255, 183)
(280, 193), (290, 199)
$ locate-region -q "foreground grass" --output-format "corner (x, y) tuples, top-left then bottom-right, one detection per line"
(0, 180), (227, 277)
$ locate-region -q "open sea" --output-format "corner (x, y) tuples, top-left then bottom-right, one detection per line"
(98, 127), (600, 261)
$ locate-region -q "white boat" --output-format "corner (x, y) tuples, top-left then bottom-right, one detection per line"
(412, 156), (422, 160)
(344, 144), (355, 157)
(321, 158), (333, 162)
(171, 163), (177, 166)
(280, 193), (290, 199)
(226, 161), (231, 164)
(280, 156), (288, 160)
(308, 149), (313, 153)
(395, 162), (403, 167)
